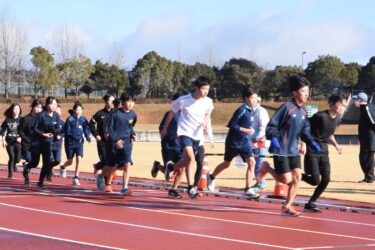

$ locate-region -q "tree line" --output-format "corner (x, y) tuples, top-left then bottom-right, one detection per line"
(1, 8), (374, 101)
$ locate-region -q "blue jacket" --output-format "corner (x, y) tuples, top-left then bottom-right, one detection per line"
(266, 99), (315, 156)
(106, 109), (137, 143)
(53, 119), (65, 149)
(31, 110), (61, 145)
(159, 111), (181, 150)
(225, 104), (254, 149)
(64, 115), (91, 149)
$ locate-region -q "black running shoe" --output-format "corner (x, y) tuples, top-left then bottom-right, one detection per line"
(151, 160), (160, 178)
(168, 189), (182, 199)
(37, 182), (45, 189)
(304, 203), (322, 213)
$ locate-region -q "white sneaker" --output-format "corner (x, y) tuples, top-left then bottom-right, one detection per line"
(244, 187), (259, 199)
(72, 178), (80, 186)
(60, 166), (67, 178)
(206, 173), (216, 192)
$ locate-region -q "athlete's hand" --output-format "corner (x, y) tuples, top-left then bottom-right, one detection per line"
(95, 135), (101, 141)
(16, 137), (22, 143)
(131, 135), (136, 142)
(271, 137), (281, 150)
(299, 143), (306, 155)
(2, 141), (6, 147)
(336, 145), (343, 154)
(242, 127), (255, 135)
(115, 139), (124, 149)
(43, 133), (53, 138)
(56, 135), (61, 140)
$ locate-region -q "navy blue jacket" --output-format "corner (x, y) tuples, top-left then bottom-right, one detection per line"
(266, 99), (315, 156)
(53, 119), (65, 149)
(64, 115), (91, 149)
(106, 109), (137, 143)
(159, 111), (181, 150)
(31, 110), (61, 145)
(225, 104), (254, 149)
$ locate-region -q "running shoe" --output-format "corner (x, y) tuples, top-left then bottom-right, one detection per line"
(304, 203), (322, 213)
(37, 182), (45, 189)
(120, 187), (132, 196)
(168, 189), (182, 199)
(7, 173), (12, 179)
(46, 170), (53, 182)
(244, 187), (260, 199)
(281, 206), (301, 217)
(60, 165), (67, 178)
(72, 177), (80, 186)
(151, 160), (160, 178)
(206, 173), (216, 192)
(165, 161), (174, 181)
(188, 187), (201, 199)
(13, 165), (17, 172)
(96, 174), (105, 191)
(105, 184), (112, 192)
(256, 161), (270, 183)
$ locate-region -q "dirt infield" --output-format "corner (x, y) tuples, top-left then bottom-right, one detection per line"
(1, 142), (373, 204)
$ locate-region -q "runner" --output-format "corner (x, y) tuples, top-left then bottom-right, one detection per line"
(59, 102), (91, 186)
(301, 93), (347, 212)
(257, 75), (321, 216)
(1, 103), (22, 179)
(161, 76), (214, 199)
(207, 88), (259, 199)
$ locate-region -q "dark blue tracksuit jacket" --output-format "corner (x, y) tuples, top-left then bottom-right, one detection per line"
(266, 99), (315, 156)
(64, 115), (91, 149)
(159, 111), (181, 150)
(31, 110), (61, 146)
(106, 109), (137, 143)
(225, 104), (254, 149)
(53, 119), (65, 151)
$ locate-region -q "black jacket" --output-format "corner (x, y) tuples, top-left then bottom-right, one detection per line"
(19, 114), (36, 150)
(358, 103), (375, 151)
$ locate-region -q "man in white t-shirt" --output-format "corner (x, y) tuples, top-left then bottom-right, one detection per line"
(161, 76), (214, 198)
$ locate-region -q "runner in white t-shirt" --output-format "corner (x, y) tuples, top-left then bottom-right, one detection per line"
(161, 76), (214, 198)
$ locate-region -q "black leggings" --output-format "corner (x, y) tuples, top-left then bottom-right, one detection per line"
(26, 142), (53, 183)
(303, 152), (331, 203)
(95, 141), (107, 170)
(193, 145), (205, 187)
(6, 142), (21, 175)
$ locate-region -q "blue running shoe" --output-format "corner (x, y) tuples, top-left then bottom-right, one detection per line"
(96, 174), (105, 191)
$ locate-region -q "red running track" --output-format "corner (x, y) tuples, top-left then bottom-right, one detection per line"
(0, 171), (374, 250)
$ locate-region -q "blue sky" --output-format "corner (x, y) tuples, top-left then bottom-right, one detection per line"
(2, 0), (375, 69)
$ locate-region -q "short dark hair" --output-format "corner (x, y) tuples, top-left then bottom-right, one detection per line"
(241, 88), (256, 100)
(113, 98), (121, 108)
(120, 93), (136, 102)
(4, 103), (22, 118)
(288, 75), (310, 92)
(31, 99), (42, 109)
(328, 93), (346, 105)
(103, 94), (114, 102)
(193, 75), (211, 88)
(68, 101), (83, 115)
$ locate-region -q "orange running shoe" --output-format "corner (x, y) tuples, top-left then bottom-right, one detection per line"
(104, 184), (112, 192)
(281, 205), (301, 217)
(256, 161), (270, 183)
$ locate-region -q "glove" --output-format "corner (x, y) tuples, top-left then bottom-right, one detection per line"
(271, 137), (281, 150)
(311, 141), (321, 153)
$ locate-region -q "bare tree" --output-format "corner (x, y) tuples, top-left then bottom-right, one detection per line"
(108, 42), (126, 69)
(0, 6), (27, 99)
(50, 24), (86, 97)
(50, 24), (86, 63)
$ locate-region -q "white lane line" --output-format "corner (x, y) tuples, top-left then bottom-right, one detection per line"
(5, 186), (375, 228)
(0, 227), (125, 250)
(298, 243), (375, 249)
(7, 189), (375, 243)
(147, 196), (375, 227)
(0, 195), (30, 198)
(0, 202), (292, 249)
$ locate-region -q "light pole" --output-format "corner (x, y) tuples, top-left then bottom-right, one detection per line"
(301, 51), (306, 70)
